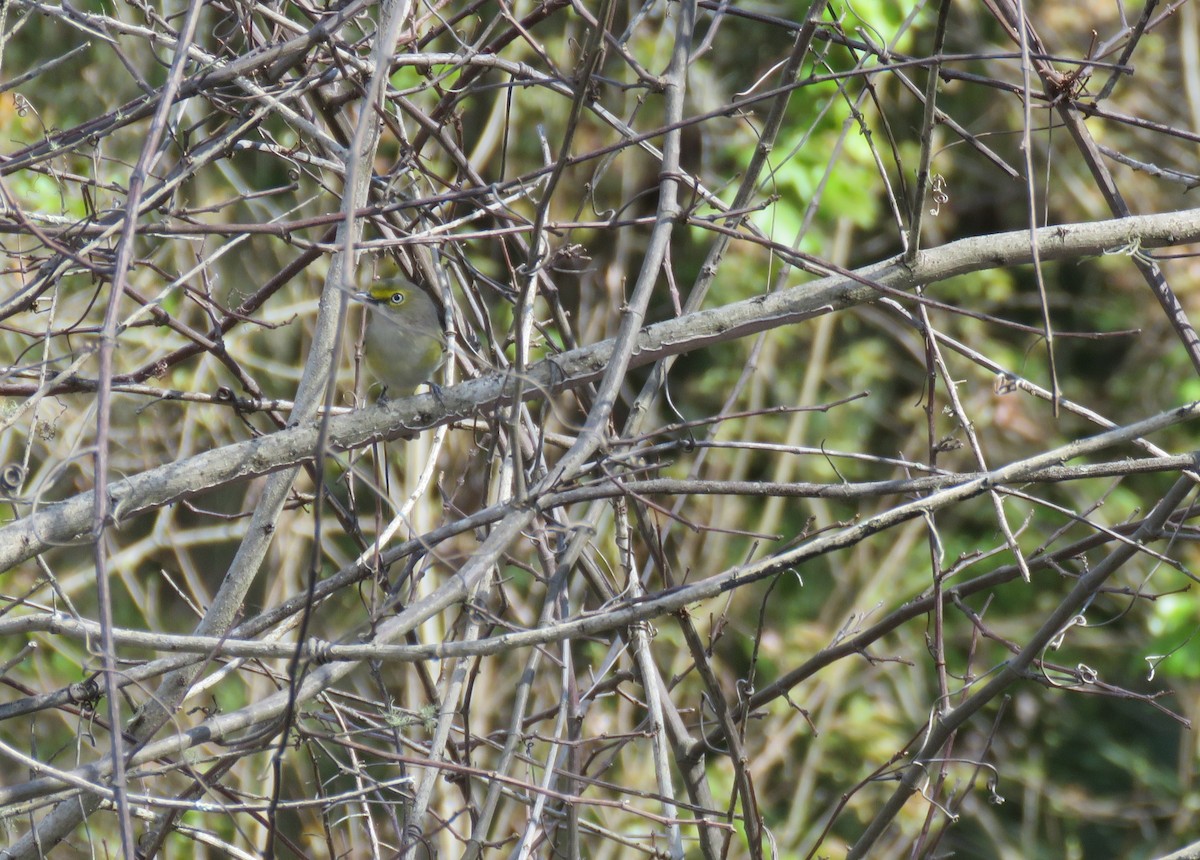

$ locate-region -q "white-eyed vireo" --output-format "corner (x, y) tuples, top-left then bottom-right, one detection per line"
(353, 279), (447, 398)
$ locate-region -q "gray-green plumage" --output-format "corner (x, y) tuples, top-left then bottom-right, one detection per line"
(354, 280), (447, 397)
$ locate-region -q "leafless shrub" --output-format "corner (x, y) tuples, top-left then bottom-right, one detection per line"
(3, 0), (1200, 857)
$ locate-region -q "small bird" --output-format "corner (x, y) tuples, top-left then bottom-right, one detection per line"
(353, 279), (447, 398)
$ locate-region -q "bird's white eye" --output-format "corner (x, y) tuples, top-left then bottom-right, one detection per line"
(389, 292), (406, 305)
